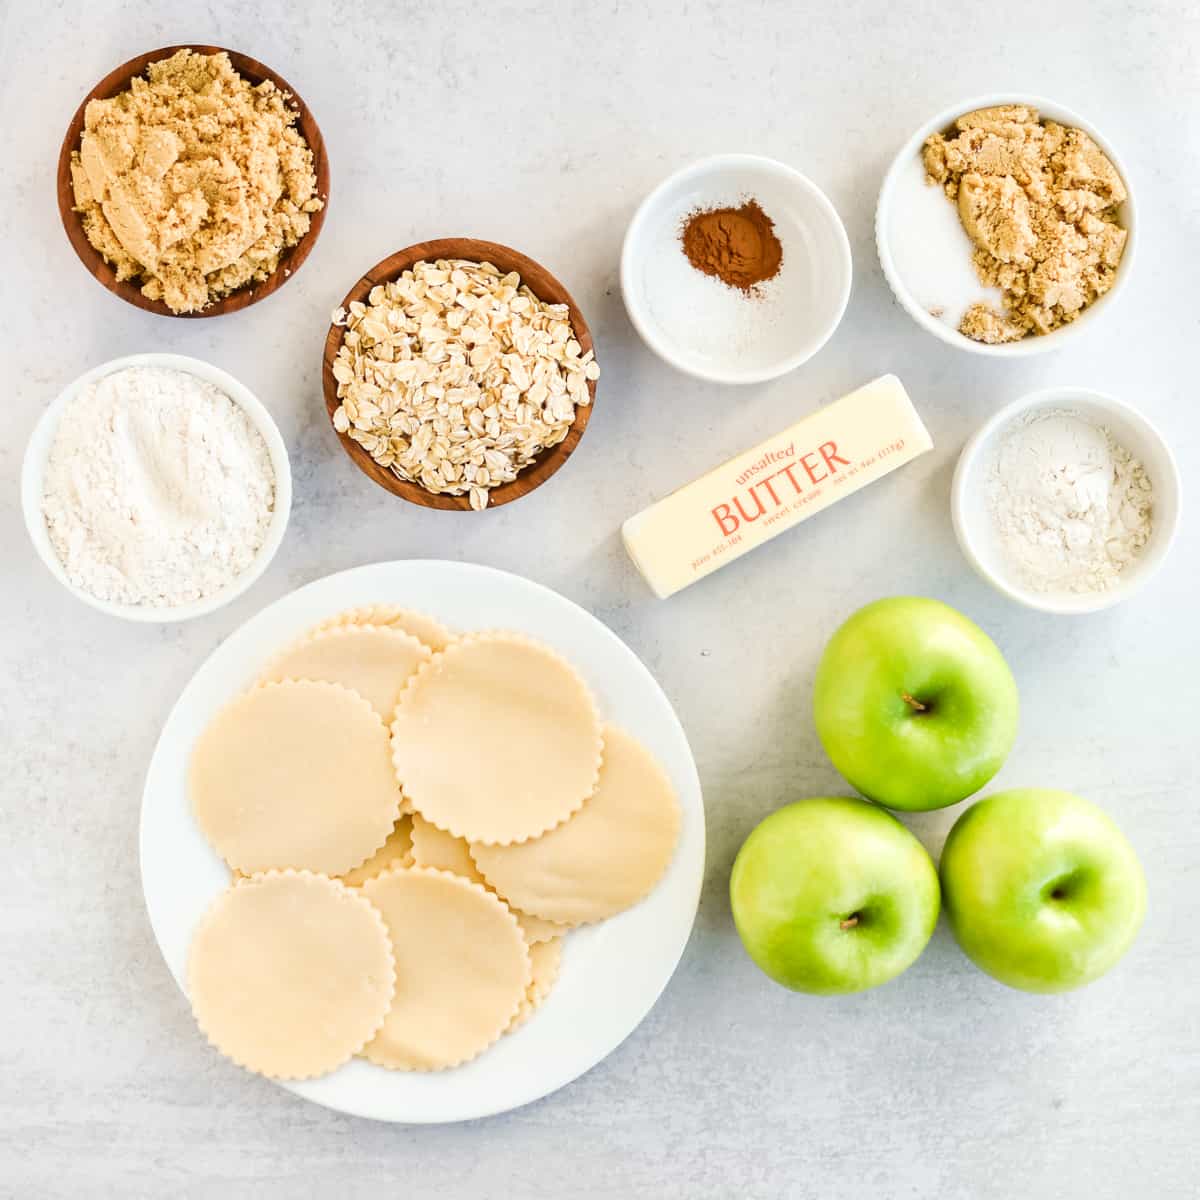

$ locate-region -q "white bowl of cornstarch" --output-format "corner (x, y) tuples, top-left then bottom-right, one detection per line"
(951, 387), (1180, 615)
(22, 353), (292, 622)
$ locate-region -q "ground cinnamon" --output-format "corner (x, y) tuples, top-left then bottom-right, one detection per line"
(680, 199), (783, 293)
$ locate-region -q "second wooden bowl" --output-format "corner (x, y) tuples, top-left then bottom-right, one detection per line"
(322, 239), (598, 511)
(57, 45), (329, 319)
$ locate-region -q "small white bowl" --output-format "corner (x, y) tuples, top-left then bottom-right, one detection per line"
(621, 153), (852, 384)
(876, 94), (1137, 357)
(22, 353), (292, 622)
(951, 387), (1180, 614)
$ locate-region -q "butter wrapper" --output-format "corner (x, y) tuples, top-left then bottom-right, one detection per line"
(622, 375), (932, 598)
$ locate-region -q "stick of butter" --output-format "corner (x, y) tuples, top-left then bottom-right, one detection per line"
(622, 375), (932, 598)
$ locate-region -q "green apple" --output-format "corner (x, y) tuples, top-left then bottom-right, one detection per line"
(940, 788), (1146, 992)
(813, 596), (1019, 812)
(730, 797), (940, 994)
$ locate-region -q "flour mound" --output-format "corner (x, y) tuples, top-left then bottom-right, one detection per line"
(987, 409), (1152, 594)
(41, 366), (276, 607)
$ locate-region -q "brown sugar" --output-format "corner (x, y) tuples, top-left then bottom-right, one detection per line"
(680, 200), (783, 293)
(70, 49), (323, 314)
(923, 105), (1127, 343)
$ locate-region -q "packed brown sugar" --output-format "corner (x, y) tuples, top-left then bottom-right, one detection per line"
(922, 105), (1127, 344)
(70, 49), (323, 314)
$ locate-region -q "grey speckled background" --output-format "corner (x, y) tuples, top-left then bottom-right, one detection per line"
(2, 1), (1198, 1196)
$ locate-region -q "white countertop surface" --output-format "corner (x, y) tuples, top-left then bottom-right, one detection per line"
(2, 1), (1197, 1195)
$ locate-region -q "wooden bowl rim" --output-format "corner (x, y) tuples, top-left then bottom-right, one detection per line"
(56, 44), (329, 319)
(321, 238), (598, 512)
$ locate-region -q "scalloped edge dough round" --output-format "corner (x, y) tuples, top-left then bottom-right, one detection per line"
(190, 680), (401, 876)
(409, 812), (488, 883)
(471, 725), (681, 925)
(260, 624), (431, 719)
(312, 605), (454, 652)
(507, 936), (564, 1032)
(361, 867), (531, 1071)
(409, 814), (567, 944)
(341, 815), (414, 887)
(390, 633), (602, 846)
(188, 870), (396, 1080)
(512, 908), (569, 945)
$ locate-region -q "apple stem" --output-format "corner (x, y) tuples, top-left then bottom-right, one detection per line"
(840, 916), (860, 930)
(901, 692), (928, 712)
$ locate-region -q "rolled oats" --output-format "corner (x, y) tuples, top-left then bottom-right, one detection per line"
(330, 259), (598, 508)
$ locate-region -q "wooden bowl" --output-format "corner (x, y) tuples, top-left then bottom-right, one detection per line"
(56, 45), (329, 319)
(322, 239), (598, 511)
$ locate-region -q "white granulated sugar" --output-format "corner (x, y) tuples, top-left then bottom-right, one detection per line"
(42, 366), (276, 608)
(987, 409), (1153, 594)
(644, 224), (785, 357)
(641, 194), (792, 373)
(887, 153), (1006, 331)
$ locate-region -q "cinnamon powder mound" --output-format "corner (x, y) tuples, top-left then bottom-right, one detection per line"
(680, 200), (783, 294)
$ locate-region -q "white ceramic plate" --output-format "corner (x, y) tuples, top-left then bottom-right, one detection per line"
(140, 560), (705, 1122)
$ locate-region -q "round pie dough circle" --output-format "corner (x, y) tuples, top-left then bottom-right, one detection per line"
(314, 605), (454, 652)
(260, 624), (431, 718)
(508, 936), (564, 1032)
(391, 634), (602, 845)
(341, 816), (414, 887)
(188, 871), (396, 1080)
(512, 908), (568, 945)
(409, 814), (567, 944)
(361, 867), (531, 1071)
(471, 725), (681, 924)
(409, 812), (487, 884)
(190, 680), (401, 876)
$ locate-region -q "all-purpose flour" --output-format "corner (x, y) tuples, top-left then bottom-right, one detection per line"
(42, 366), (276, 607)
(987, 409), (1153, 594)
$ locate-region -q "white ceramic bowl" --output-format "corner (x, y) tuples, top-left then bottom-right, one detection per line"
(22, 352), (292, 622)
(621, 153), (852, 384)
(952, 387), (1180, 614)
(876, 94), (1137, 357)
